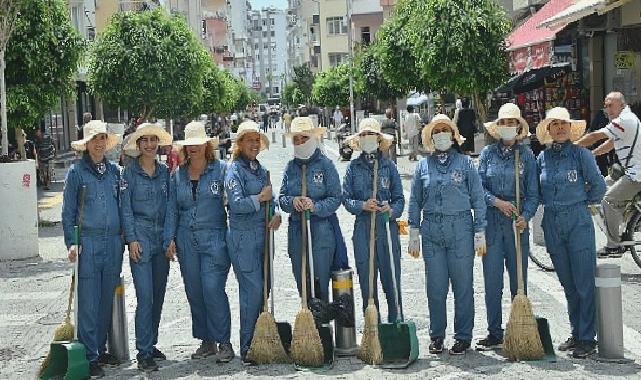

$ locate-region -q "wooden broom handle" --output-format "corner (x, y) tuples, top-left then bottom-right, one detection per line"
(300, 165), (308, 308)
(262, 171), (271, 312)
(368, 160), (379, 303)
(514, 149), (525, 292)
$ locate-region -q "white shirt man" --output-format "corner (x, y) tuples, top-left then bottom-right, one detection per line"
(333, 108), (343, 127)
(404, 106), (423, 161)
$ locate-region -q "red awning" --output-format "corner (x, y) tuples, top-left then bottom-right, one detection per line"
(507, 0), (574, 51)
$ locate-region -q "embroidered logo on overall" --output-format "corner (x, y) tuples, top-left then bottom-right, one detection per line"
(518, 162), (524, 176)
(451, 170), (464, 183)
(250, 161), (258, 171)
(567, 170), (578, 182)
(313, 172), (324, 184)
(119, 178), (128, 191)
(380, 176), (390, 189)
(210, 181), (221, 195)
(227, 178), (237, 190)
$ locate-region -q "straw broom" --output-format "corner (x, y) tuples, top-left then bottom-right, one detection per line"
(357, 159), (383, 365)
(248, 172), (290, 363)
(503, 149), (544, 361)
(290, 165), (324, 367)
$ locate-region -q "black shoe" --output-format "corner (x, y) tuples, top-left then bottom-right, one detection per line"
(449, 340), (471, 355)
(476, 335), (503, 350)
(152, 347), (167, 360)
(215, 343), (235, 363)
(137, 357), (159, 372)
(558, 336), (577, 351)
(241, 354), (256, 366)
(191, 341), (217, 359)
(598, 246), (625, 258)
(89, 362), (104, 378)
(572, 341), (597, 359)
(98, 352), (121, 366)
(429, 338), (444, 354)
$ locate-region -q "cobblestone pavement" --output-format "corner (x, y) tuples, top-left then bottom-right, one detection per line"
(2, 127), (641, 379)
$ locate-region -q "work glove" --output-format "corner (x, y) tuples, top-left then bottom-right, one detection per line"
(409, 227), (421, 258)
(474, 231), (487, 257)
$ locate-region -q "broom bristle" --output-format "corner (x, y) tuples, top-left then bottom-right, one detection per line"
(503, 294), (545, 361)
(247, 312), (291, 364)
(357, 303), (383, 365)
(53, 317), (74, 342)
(290, 309), (324, 367)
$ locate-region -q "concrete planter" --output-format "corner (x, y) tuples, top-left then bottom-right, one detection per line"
(0, 160), (39, 260)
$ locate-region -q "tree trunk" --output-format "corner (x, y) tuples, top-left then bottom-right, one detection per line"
(16, 127), (25, 160)
(1, 49), (7, 156)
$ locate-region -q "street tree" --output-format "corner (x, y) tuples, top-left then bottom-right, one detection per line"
(311, 64), (351, 108)
(281, 82), (305, 107)
(0, 0), (18, 156)
(291, 64), (314, 104)
(354, 46), (405, 108)
(1, 0), (83, 156)
(201, 60), (227, 114)
(88, 8), (208, 120)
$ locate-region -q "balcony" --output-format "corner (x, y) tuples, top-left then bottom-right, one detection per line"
(352, 0), (383, 15)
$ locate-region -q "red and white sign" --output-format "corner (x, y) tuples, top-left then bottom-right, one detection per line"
(22, 173), (31, 188)
(509, 41), (553, 74)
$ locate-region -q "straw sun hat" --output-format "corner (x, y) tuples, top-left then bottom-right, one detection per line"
(123, 122), (173, 156)
(285, 116), (326, 137)
(174, 121), (219, 148)
(536, 107), (586, 144)
(345, 117), (394, 151)
(484, 103), (530, 140)
(71, 120), (120, 151)
(235, 120), (269, 151)
(421, 114), (465, 152)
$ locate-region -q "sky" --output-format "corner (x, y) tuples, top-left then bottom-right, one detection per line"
(249, 0), (288, 10)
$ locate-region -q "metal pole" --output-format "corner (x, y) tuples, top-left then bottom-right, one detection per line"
(595, 263), (628, 362)
(346, 0), (355, 134)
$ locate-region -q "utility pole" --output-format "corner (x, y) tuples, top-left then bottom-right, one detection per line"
(346, 0), (355, 133)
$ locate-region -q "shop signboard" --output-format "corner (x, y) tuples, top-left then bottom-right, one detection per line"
(510, 41), (553, 74)
(615, 51), (635, 70)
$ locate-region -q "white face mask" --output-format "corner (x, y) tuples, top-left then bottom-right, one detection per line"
(293, 136), (318, 160)
(359, 135), (379, 153)
(497, 126), (518, 141)
(432, 132), (453, 151)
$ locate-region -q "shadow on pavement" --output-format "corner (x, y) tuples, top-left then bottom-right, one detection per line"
(0, 257), (70, 279)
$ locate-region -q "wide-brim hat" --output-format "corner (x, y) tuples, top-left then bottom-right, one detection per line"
(71, 120), (120, 152)
(174, 121), (219, 148)
(345, 117), (394, 151)
(235, 120), (269, 151)
(422, 114), (465, 152)
(123, 122), (173, 157)
(285, 116), (326, 137)
(536, 107), (586, 144)
(485, 103), (529, 140)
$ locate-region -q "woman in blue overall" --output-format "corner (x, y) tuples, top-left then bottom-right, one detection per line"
(120, 123), (172, 371)
(163, 122), (234, 362)
(62, 120), (124, 378)
(408, 114), (486, 355)
(279, 117), (342, 303)
(225, 121), (281, 365)
(476, 103), (539, 349)
(536, 107), (606, 358)
(343, 118), (405, 323)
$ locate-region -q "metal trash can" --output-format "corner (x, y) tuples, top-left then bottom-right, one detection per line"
(332, 269), (357, 356)
(108, 275), (130, 362)
(595, 264), (628, 362)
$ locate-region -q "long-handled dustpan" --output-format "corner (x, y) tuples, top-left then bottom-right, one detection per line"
(378, 212), (419, 368)
(305, 209), (334, 368)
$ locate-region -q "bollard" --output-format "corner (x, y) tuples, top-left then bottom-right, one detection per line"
(108, 275), (130, 362)
(332, 269), (358, 356)
(595, 264), (629, 362)
(272, 130), (276, 143)
(281, 133), (287, 148)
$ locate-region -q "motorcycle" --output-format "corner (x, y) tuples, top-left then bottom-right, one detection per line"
(335, 123), (353, 161)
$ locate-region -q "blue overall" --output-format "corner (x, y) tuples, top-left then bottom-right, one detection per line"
(225, 156), (275, 357)
(343, 151), (405, 323)
(163, 160), (231, 346)
(120, 158), (170, 360)
(279, 149), (342, 302)
(62, 154), (123, 363)
(538, 142), (606, 343)
(409, 149), (486, 342)
(478, 143), (538, 340)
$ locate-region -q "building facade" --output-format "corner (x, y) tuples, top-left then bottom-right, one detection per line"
(250, 7), (288, 97)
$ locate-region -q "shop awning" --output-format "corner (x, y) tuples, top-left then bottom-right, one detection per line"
(539, 0), (632, 28)
(507, 0), (575, 51)
(496, 63), (571, 94)
(407, 92), (429, 106)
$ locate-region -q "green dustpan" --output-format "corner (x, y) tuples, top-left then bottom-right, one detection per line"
(39, 341), (89, 380)
(378, 213), (419, 369)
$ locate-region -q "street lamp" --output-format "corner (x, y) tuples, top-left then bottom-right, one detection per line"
(346, 0), (355, 133)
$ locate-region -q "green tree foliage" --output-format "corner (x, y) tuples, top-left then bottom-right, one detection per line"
(291, 64), (314, 104)
(201, 59), (226, 114)
(88, 9), (207, 120)
(354, 46), (405, 105)
(5, 0), (84, 131)
(311, 64), (351, 107)
(281, 82), (305, 107)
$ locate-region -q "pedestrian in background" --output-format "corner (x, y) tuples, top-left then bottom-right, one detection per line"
(163, 122), (234, 363)
(225, 121), (282, 365)
(456, 98), (477, 154)
(261, 112), (269, 133)
(476, 103), (538, 350)
(404, 105), (422, 161)
(537, 107), (606, 358)
(408, 114), (486, 355)
(62, 120), (124, 378)
(279, 117), (344, 303)
(120, 123), (173, 371)
(283, 110), (292, 134)
(381, 108), (400, 163)
(333, 106), (343, 128)
(343, 118), (405, 323)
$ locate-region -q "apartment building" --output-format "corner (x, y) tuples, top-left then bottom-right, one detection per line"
(250, 8), (288, 97)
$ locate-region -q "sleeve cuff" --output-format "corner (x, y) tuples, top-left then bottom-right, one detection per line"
(250, 195), (261, 211)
